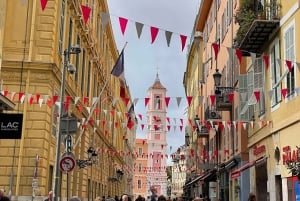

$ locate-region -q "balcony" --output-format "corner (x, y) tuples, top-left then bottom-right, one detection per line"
(215, 87), (234, 111)
(235, 1), (281, 54)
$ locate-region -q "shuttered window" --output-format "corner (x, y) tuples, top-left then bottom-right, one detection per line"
(254, 57), (265, 116)
(270, 41), (282, 107)
(284, 22), (295, 96)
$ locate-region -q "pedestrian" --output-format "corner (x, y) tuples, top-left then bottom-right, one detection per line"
(121, 194), (128, 201)
(0, 189), (10, 201)
(44, 191), (53, 201)
(95, 197), (102, 201)
(157, 195), (166, 201)
(193, 196), (203, 201)
(248, 192), (256, 201)
(69, 196), (81, 201)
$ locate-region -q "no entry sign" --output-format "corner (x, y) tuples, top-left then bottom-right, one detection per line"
(59, 154), (76, 173)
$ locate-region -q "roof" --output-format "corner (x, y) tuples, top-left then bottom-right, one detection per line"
(149, 73), (165, 89)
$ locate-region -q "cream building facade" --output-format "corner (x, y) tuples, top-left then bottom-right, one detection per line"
(0, 0), (135, 201)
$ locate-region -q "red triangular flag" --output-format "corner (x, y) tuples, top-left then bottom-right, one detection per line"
(119, 17), (128, 35)
(102, 120), (106, 127)
(52, 95), (58, 104)
(120, 85), (126, 98)
(186, 96), (193, 106)
(3, 90), (8, 96)
(281, 88), (288, 99)
(83, 96), (89, 105)
(166, 117), (170, 124)
(138, 114), (142, 121)
(263, 55), (270, 69)
(145, 97), (150, 106)
(77, 105), (83, 112)
(180, 119), (184, 125)
(65, 96), (71, 103)
(18, 92), (24, 101)
(81, 5), (91, 24)
(254, 91), (260, 102)
(165, 97), (170, 108)
(94, 108), (99, 115)
(110, 110), (115, 116)
(210, 95), (216, 105)
(179, 125), (183, 131)
(228, 93), (234, 103)
(29, 96), (34, 105)
(235, 48), (243, 64)
(286, 60), (293, 72)
(40, 0), (48, 11)
(114, 122), (119, 128)
(36, 94), (40, 103)
(141, 124), (145, 130)
(212, 43), (220, 59)
(150, 27), (159, 44)
(123, 97), (130, 106)
(180, 35), (187, 51)
(167, 125), (171, 131)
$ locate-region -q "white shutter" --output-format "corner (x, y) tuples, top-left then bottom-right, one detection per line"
(239, 74), (248, 120)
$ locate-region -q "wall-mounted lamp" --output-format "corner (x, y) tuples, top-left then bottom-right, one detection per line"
(185, 126), (190, 146)
(108, 169), (124, 182)
(76, 147), (98, 169)
(213, 69), (222, 87)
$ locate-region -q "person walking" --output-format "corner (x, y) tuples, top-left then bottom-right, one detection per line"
(248, 192), (256, 201)
(44, 191), (53, 201)
(0, 189), (10, 201)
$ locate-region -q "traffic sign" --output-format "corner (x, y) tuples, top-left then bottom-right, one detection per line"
(59, 154), (76, 173)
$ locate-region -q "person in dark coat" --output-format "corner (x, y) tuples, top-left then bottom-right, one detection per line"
(0, 189), (10, 201)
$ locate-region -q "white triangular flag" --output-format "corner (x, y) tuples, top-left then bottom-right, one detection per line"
(75, 97), (80, 104)
(39, 98), (44, 107)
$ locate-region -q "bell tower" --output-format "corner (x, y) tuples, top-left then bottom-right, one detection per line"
(146, 73), (168, 197)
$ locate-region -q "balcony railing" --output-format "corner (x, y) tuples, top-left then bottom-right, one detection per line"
(215, 87), (234, 111)
(234, 1), (281, 54)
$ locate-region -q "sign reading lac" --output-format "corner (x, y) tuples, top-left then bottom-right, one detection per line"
(0, 113), (23, 139)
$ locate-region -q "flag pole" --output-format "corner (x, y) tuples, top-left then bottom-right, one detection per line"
(73, 41), (128, 149)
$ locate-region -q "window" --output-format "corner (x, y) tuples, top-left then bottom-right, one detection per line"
(284, 22), (295, 96)
(138, 163), (142, 172)
(270, 40), (281, 107)
(138, 180), (141, 189)
(58, 0), (66, 54)
(75, 35), (80, 84)
(48, 165), (53, 192)
(87, 61), (91, 97)
(155, 95), (161, 109)
(138, 148), (143, 156)
(254, 57), (265, 116)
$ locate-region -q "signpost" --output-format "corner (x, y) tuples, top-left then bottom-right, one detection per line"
(59, 153), (76, 173)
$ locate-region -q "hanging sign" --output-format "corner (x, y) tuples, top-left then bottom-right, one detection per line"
(0, 113), (23, 139)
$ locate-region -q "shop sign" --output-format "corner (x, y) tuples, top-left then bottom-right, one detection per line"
(282, 146), (300, 165)
(253, 145), (266, 155)
(0, 113), (23, 139)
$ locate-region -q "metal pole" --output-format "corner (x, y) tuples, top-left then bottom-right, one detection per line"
(53, 49), (68, 201)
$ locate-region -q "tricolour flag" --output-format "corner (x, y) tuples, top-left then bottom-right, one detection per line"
(111, 50), (125, 83)
(111, 50), (126, 98)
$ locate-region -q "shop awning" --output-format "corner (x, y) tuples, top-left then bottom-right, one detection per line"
(0, 94), (15, 111)
(185, 171), (212, 186)
(231, 156), (267, 179)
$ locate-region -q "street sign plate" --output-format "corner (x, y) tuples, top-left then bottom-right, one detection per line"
(59, 154), (76, 173)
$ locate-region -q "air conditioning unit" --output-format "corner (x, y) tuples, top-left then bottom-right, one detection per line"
(209, 111), (221, 119)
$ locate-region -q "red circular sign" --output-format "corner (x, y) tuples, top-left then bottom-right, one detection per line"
(59, 155), (76, 173)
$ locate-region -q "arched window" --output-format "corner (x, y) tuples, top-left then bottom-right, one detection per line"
(155, 95), (161, 109)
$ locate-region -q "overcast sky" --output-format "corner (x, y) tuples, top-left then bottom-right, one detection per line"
(107, 0), (201, 163)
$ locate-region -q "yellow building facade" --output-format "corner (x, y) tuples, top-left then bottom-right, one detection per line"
(236, 0), (300, 201)
(0, 0), (135, 201)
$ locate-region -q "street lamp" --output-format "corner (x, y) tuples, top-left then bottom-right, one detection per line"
(213, 69), (222, 87)
(108, 169), (124, 183)
(76, 147), (98, 169)
(53, 45), (81, 201)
